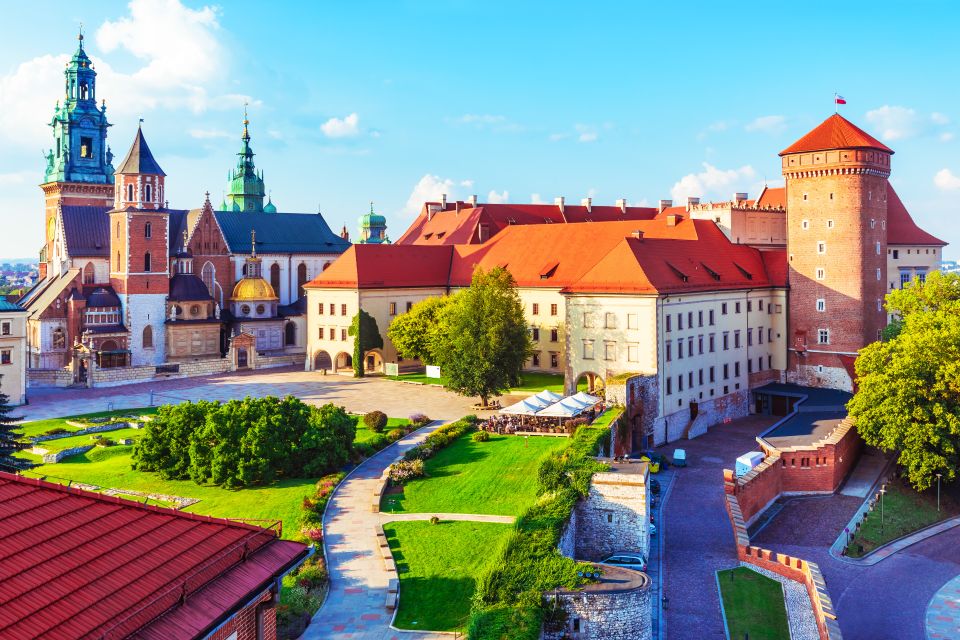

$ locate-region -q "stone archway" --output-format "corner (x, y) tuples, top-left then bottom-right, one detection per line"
(314, 350), (332, 371)
(364, 349), (384, 374)
(334, 352), (352, 373)
(574, 371), (605, 394)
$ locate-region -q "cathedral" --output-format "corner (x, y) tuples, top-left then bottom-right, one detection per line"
(19, 33), (351, 384)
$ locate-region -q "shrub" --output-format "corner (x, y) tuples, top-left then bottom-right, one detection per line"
(430, 515), (440, 525)
(472, 431), (490, 442)
(386, 428), (406, 441)
(42, 427), (71, 436)
(301, 496), (316, 511)
(388, 458), (425, 484)
(363, 410), (388, 432)
(410, 412), (431, 427)
(295, 560), (327, 589)
(301, 527), (324, 543)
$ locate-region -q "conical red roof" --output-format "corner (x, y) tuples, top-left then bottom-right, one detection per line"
(780, 114), (892, 156)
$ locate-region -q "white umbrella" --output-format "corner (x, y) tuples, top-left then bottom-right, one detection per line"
(534, 389), (563, 404)
(537, 396), (591, 417)
(571, 391), (602, 406)
(501, 397), (548, 415)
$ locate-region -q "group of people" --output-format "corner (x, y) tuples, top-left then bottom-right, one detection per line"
(481, 415), (571, 434)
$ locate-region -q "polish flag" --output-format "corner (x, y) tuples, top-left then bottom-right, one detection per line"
(835, 95), (847, 105)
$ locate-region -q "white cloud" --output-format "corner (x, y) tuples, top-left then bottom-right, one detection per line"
(530, 193), (544, 204)
(0, 0), (250, 149)
(932, 112), (950, 126)
(0, 171), (35, 186)
(865, 106), (920, 141)
(449, 114), (522, 133)
(548, 132), (570, 142)
(745, 115), (787, 134)
(403, 174), (475, 216)
(487, 189), (509, 204)
(934, 168), (960, 191)
(941, 132), (955, 142)
(575, 124), (598, 143)
(670, 163), (756, 203)
(189, 128), (231, 139)
(321, 113), (360, 138)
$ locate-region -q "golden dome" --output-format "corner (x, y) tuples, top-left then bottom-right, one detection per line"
(230, 277), (278, 301)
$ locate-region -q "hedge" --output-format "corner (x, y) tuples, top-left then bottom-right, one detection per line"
(468, 407), (624, 640)
(402, 415), (478, 461)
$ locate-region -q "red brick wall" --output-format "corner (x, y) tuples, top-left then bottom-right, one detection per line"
(110, 210), (170, 296)
(207, 589), (277, 640)
(783, 148), (890, 382)
(723, 461), (782, 525)
(188, 205), (233, 305)
(41, 182), (113, 266)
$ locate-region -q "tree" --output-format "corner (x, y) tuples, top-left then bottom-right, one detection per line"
(0, 374), (24, 472)
(387, 295), (452, 364)
(433, 267), (532, 407)
(848, 271), (960, 490)
(133, 400), (214, 479)
(349, 309), (383, 377)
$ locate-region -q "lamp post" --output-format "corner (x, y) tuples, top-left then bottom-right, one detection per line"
(936, 473), (943, 513)
(879, 486), (886, 535)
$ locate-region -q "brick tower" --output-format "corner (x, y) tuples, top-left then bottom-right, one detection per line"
(109, 126), (169, 366)
(40, 31), (115, 279)
(781, 114), (892, 390)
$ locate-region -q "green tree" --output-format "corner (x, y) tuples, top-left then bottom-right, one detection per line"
(0, 374), (24, 472)
(349, 309), (384, 377)
(387, 295), (452, 364)
(300, 403), (356, 476)
(849, 271), (960, 490)
(433, 267), (532, 407)
(133, 400), (214, 479)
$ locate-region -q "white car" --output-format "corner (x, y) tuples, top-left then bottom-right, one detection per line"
(600, 552), (647, 572)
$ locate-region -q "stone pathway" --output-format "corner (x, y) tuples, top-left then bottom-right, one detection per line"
(927, 574), (960, 639)
(303, 423), (513, 640)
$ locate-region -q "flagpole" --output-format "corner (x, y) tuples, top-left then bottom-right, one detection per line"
(835, 92), (838, 114)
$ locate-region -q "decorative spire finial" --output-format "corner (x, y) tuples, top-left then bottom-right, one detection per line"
(78, 23), (84, 43)
(242, 102), (250, 140)
(370, 201), (375, 214)
(250, 228), (257, 257)
(182, 229), (189, 251)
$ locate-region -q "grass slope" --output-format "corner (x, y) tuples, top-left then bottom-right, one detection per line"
(20, 407), (158, 438)
(381, 433), (566, 516)
(717, 567), (790, 640)
(385, 520), (511, 632)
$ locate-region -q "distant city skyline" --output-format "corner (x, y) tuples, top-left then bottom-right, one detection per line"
(1, 0), (958, 259)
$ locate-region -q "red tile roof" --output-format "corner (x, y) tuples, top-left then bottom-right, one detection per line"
(756, 186), (786, 209)
(886, 183), (947, 246)
(395, 202), (658, 246)
(0, 472), (307, 640)
(305, 243), (455, 289)
(780, 114), (893, 156)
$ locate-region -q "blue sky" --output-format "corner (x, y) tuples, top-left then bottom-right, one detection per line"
(1, 0), (957, 259)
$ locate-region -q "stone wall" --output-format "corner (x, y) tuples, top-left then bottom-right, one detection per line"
(606, 375), (658, 453)
(40, 445), (94, 463)
(685, 388), (749, 439)
(558, 508), (577, 559)
(27, 367), (74, 388)
(257, 352), (305, 369)
(573, 469), (650, 560)
(543, 578), (652, 640)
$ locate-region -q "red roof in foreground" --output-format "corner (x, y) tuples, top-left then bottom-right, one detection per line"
(0, 472), (308, 640)
(780, 114), (893, 156)
(886, 183), (947, 246)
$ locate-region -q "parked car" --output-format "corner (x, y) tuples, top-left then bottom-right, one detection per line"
(649, 523), (657, 536)
(599, 552), (647, 572)
(650, 478), (661, 495)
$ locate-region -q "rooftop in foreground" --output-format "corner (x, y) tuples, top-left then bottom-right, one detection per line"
(753, 383), (852, 450)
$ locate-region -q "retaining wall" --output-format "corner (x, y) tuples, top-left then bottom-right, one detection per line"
(542, 578), (652, 640)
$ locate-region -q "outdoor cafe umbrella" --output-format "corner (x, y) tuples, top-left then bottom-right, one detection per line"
(536, 396), (592, 418)
(533, 389), (564, 404)
(501, 397), (549, 416)
(571, 391), (602, 406)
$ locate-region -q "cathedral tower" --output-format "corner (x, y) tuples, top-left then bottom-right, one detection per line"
(109, 126), (170, 366)
(220, 108), (269, 213)
(40, 31), (115, 276)
(358, 202), (389, 244)
(781, 114), (892, 390)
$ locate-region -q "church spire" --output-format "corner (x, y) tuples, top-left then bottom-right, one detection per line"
(220, 106), (268, 213)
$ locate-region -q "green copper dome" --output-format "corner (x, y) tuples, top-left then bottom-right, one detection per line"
(358, 202), (388, 244)
(219, 108), (271, 213)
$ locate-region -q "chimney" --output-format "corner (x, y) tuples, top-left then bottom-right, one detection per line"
(658, 199), (672, 213)
(631, 230), (644, 241)
(555, 196), (565, 214)
(468, 194), (478, 206)
(616, 198), (627, 214)
(581, 197), (592, 213)
(686, 196), (700, 211)
(441, 193), (447, 210)
(455, 200), (461, 214)
(733, 192), (748, 202)
(667, 214), (681, 227)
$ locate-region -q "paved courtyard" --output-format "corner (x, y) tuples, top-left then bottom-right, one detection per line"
(20, 367), (489, 421)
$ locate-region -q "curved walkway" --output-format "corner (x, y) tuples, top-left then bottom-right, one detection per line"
(304, 423), (507, 640)
(927, 574), (960, 639)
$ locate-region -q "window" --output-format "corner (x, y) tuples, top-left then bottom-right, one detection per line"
(688, 371), (694, 387)
(870, 219), (876, 229)
(698, 310), (703, 327)
(532, 303), (539, 315)
(318, 327), (324, 339)
(0, 322), (8, 336)
(318, 303), (325, 315)
(628, 344), (639, 362)
(389, 302), (397, 315)
(256, 304), (266, 315)
(688, 336), (694, 357)
(709, 334), (715, 352)
(734, 330), (741, 349)
(532, 327), (540, 341)
(816, 299), (826, 312)
(747, 301), (752, 313)
(80, 136), (92, 158)
(666, 315), (672, 332)
(406, 301), (413, 312)
(748, 359), (753, 374)
(892, 249), (899, 259)
(604, 342), (615, 361)
(734, 361), (741, 377)
(723, 333), (729, 350)
(666, 377), (672, 395)
(767, 328), (772, 342)
(687, 311), (693, 328)
(127, 184), (134, 201)
(341, 328), (347, 341)
(329, 304), (335, 315)
(550, 328), (559, 342)
(801, 219), (809, 230)
(583, 312), (594, 328)
(550, 353), (559, 368)
(678, 341), (684, 359)
(876, 241), (881, 255)
(666, 341), (672, 362)
(698, 335), (703, 354)
(678, 314), (684, 331)
(627, 313), (638, 330)
(816, 268), (825, 280)
(723, 363), (729, 379)
(900, 271), (911, 288)
(583, 340), (595, 360)
(0, 349), (9, 365)
(758, 328), (763, 344)
(721, 303), (728, 315)
(747, 330), (753, 346)
(341, 304), (347, 316)
(698, 369), (704, 385)
(818, 329), (830, 344)
(876, 268), (882, 281)
(768, 355), (772, 369)
(605, 312), (617, 329)
(827, 219), (834, 228)
(817, 241), (826, 254)
(532, 353), (541, 367)
(145, 221), (152, 238)
(709, 309), (715, 325)
(52, 327), (65, 349)
(735, 302), (741, 314)
(678, 375), (684, 391)
(709, 366), (715, 383)
(144, 184), (152, 202)
(917, 270), (927, 284)
(550, 304), (558, 316)
(142, 325), (153, 349)
(270, 263), (281, 295)
(143, 252), (151, 272)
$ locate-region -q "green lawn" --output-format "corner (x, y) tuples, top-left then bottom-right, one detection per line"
(846, 476), (960, 557)
(717, 567), (790, 640)
(20, 407), (158, 438)
(381, 432), (566, 516)
(385, 520), (512, 632)
(353, 417), (412, 446)
(387, 371), (566, 394)
(32, 427), (145, 452)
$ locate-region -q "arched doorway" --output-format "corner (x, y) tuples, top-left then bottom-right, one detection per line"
(364, 349), (384, 374)
(270, 263), (281, 296)
(83, 262), (96, 284)
(335, 352), (352, 372)
(237, 348), (249, 369)
(297, 263), (308, 299)
(314, 350), (332, 371)
(284, 321), (297, 347)
(575, 371), (604, 394)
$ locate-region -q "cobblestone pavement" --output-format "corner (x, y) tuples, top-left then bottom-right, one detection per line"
(21, 367), (489, 422)
(927, 574), (960, 639)
(656, 415), (779, 640)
